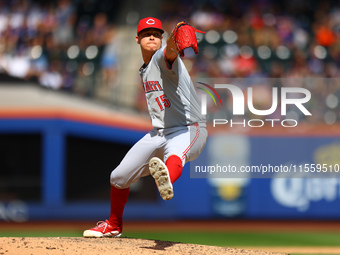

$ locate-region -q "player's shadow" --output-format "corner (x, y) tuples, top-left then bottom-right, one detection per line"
(142, 239), (179, 251)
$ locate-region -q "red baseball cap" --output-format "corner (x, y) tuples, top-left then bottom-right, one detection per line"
(137, 17), (164, 35)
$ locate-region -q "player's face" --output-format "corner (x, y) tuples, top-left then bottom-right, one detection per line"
(136, 29), (163, 52)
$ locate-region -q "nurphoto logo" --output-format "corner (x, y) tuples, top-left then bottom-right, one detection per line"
(198, 83), (312, 128)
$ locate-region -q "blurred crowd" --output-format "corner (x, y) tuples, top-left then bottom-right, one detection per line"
(1, 0), (340, 124)
(0, 0), (119, 97)
(159, 0), (340, 78)
(158, 0), (340, 124)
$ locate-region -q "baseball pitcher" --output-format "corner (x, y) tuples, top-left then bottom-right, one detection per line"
(84, 17), (207, 238)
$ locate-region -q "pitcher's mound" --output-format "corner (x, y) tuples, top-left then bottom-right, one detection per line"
(0, 237), (286, 255)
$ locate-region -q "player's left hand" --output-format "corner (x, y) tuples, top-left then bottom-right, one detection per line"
(172, 21), (205, 57)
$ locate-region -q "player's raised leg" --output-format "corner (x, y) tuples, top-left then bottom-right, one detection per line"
(149, 157), (174, 200)
(166, 154), (183, 183)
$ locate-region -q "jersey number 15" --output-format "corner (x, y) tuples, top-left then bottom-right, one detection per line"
(155, 94), (171, 111)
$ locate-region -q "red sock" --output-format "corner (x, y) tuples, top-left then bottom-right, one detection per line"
(166, 155), (183, 184)
(108, 186), (129, 227)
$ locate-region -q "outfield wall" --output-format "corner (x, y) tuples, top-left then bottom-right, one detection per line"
(1, 84), (340, 222)
(204, 131), (340, 220)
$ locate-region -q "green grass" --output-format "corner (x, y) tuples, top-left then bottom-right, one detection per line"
(124, 231), (340, 247)
(0, 230), (82, 238)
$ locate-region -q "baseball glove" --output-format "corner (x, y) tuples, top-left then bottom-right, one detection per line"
(172, 21), (205, 57)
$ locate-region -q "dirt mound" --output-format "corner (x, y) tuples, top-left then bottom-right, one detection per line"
(0, 237), (286, 255)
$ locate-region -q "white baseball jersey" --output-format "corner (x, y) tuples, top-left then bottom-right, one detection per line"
(139, 46), (204, 129)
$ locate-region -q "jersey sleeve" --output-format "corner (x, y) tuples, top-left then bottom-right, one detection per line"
(154, 47), (181, 76)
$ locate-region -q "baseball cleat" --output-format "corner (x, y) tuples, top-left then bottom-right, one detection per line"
(83, 220), (122, 238)
(149, 157), (174, 200)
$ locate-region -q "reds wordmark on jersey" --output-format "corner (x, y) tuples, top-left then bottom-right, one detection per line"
(143, 81), (163, 93)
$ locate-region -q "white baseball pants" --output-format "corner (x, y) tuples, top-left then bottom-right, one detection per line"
(110, 122), (207, 189)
